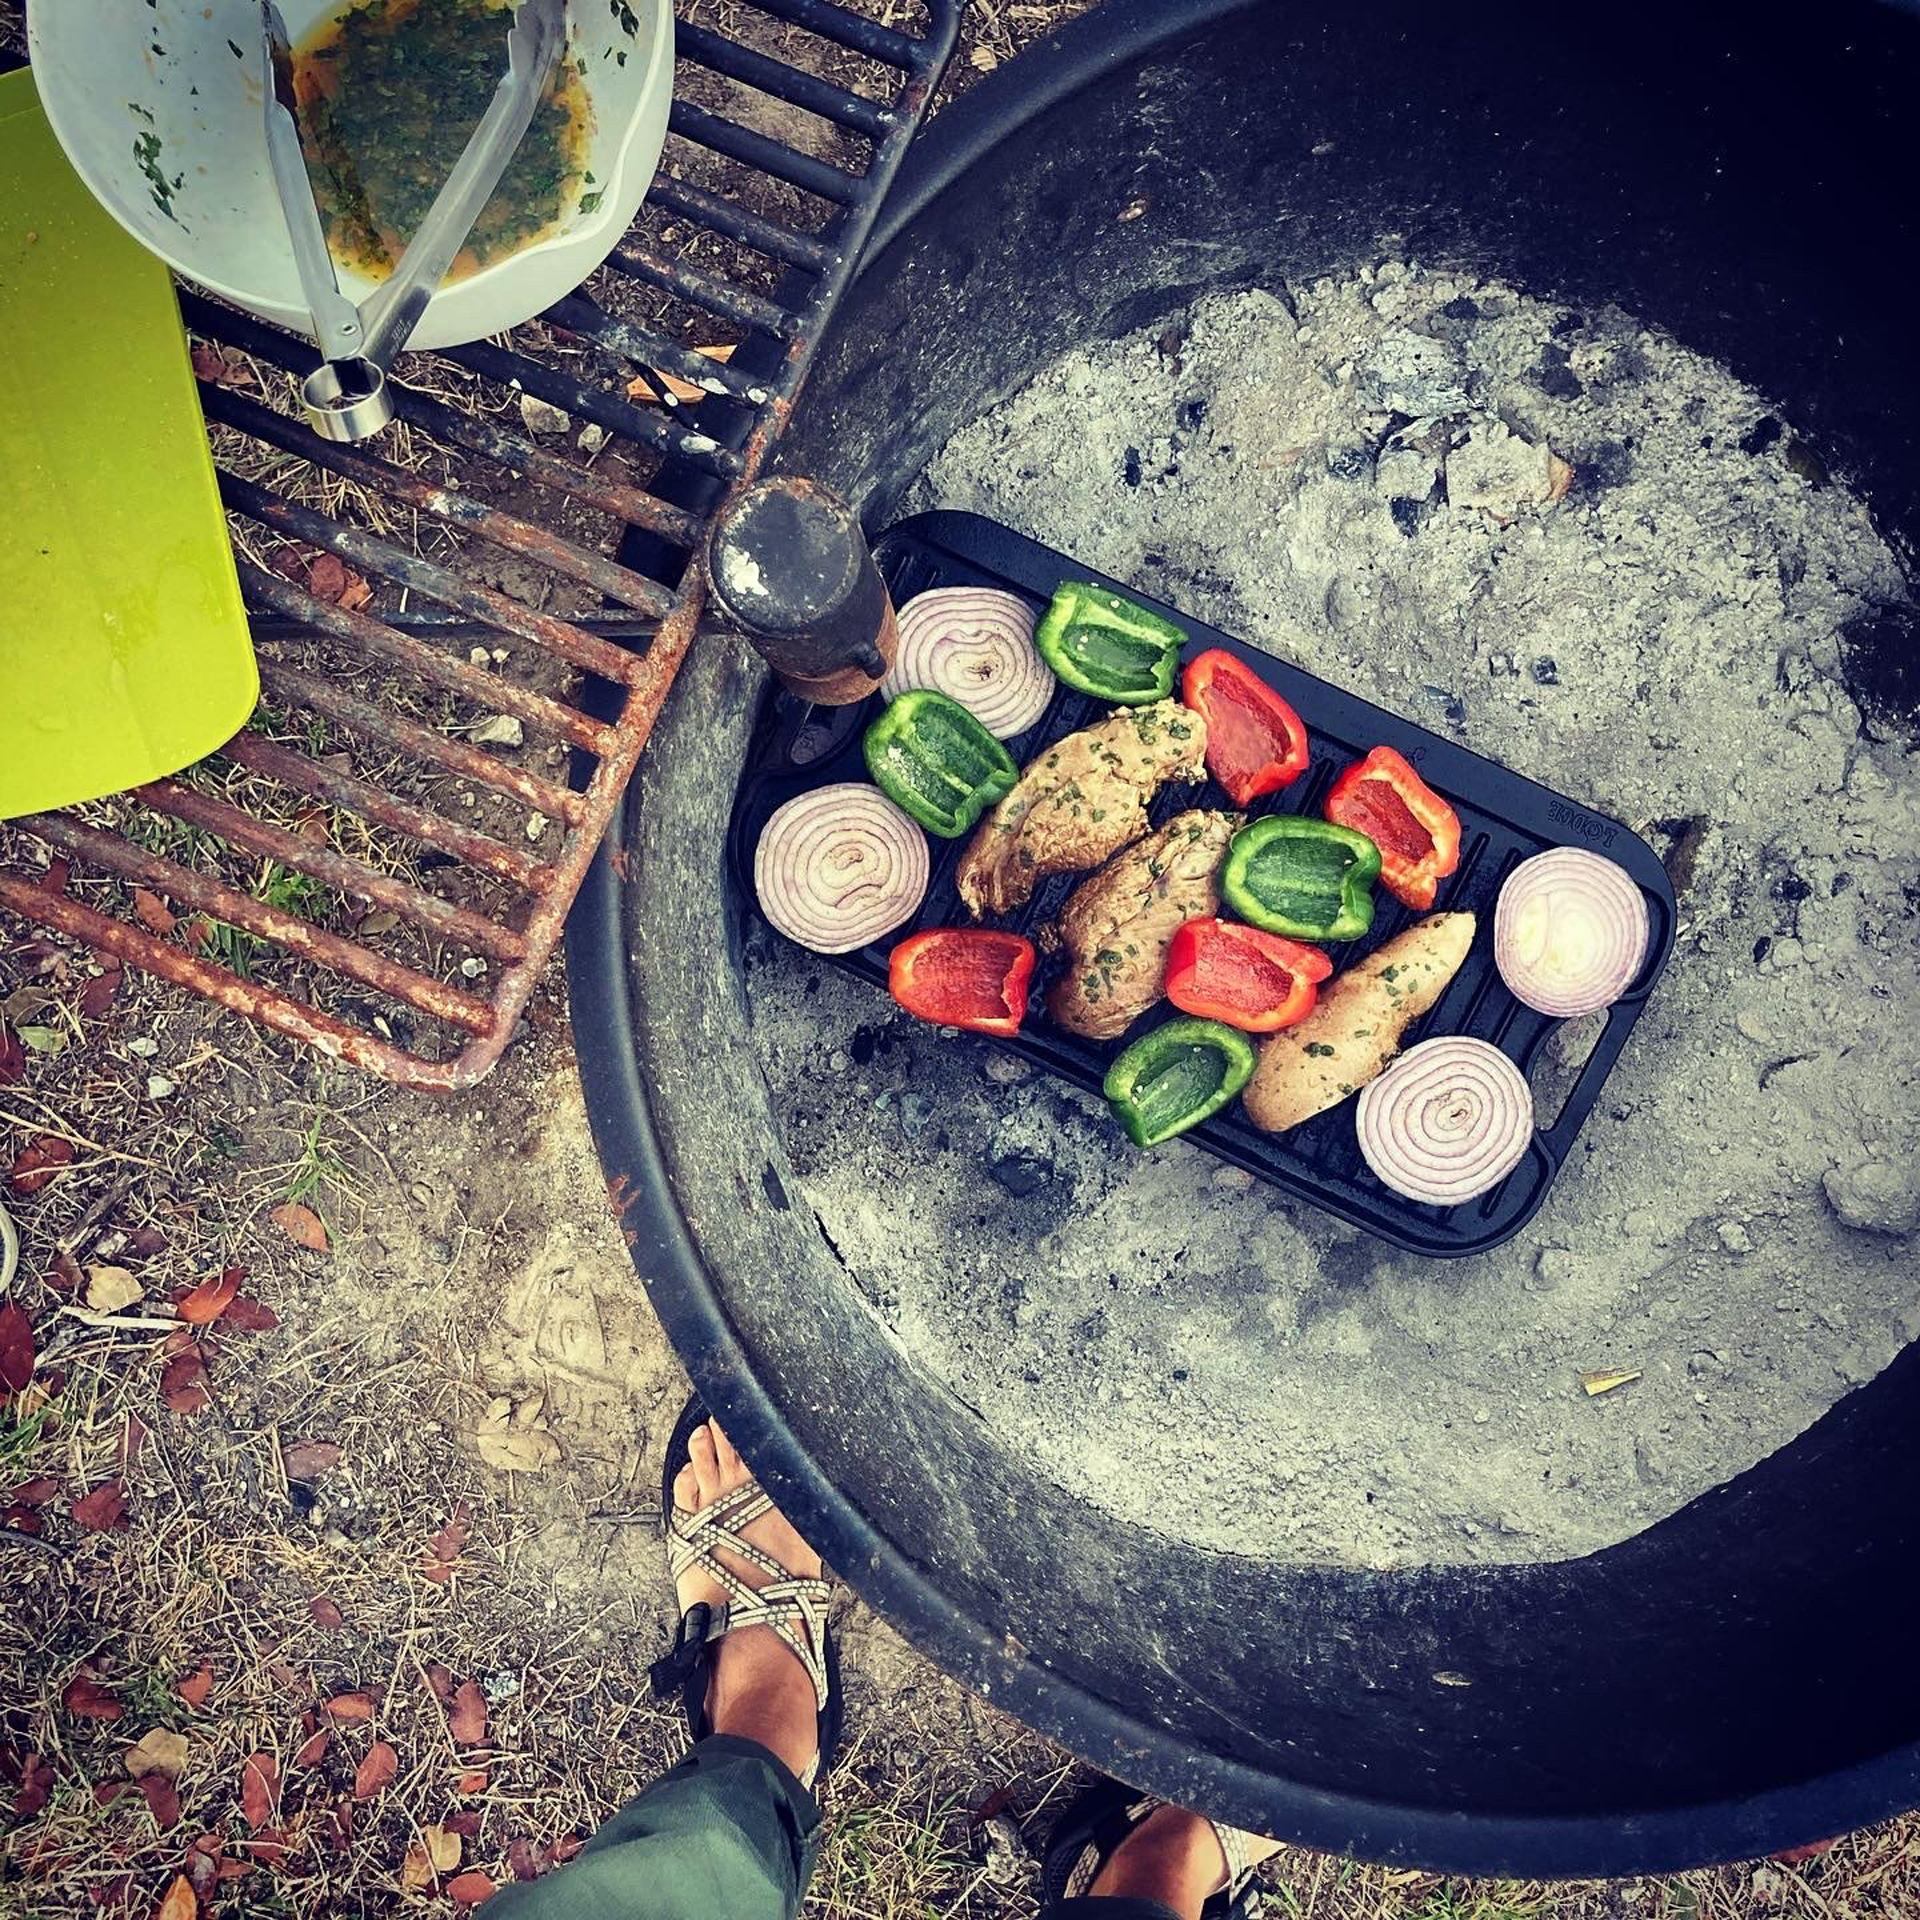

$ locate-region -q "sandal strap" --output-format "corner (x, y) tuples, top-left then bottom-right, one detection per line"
(1060, 1796), (1258, 1907)
(657, 1489), (834, 1713)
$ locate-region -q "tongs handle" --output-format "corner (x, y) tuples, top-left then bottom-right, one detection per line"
(260, 0), (364, 365)
(359, 0), (568, 369)
(256, 0), (568, 443)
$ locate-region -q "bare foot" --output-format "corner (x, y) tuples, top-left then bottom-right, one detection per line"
(672, 1418), (824, 1782)
(1091, 1804), (1282, 1920)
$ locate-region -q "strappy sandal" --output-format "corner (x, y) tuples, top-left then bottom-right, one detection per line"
(646, 1396), (843, 1791)
(1042, 1778), (1264, 1918)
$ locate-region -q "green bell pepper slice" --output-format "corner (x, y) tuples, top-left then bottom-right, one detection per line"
(863, 689), (1018, 839)
(1103, 1016), (1257, 1149)
(1221, 816), (1381, 942)
(1035, 581), (1185, 705)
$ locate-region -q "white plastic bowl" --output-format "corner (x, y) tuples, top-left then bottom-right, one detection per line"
(26, 0), (673, 352)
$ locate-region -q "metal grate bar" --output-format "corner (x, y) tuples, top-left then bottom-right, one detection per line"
(179, 289), (707, 548)
(436, 334), (743, 474)
(239, 564), (619, 757)
(18, 812), (500, 1030)
(675, 21), (893, 138)
(646, 175), (833, 271)
(203, 384), (674, 618)
(253, 659), (588, 827)
(0, 871), (480, 1077)
(667, 99), (864, 207)
(608, 239), (805, 336)
(0, 0), (966, 1088)
(544, 294), (770, 403)
(738, 0), (924, 69)
(222, 476), (650, 684)
(134, 778), (528, 961)
(216, 733), (551, 892)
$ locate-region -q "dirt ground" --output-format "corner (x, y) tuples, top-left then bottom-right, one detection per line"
(3, 2), (1918, 1916)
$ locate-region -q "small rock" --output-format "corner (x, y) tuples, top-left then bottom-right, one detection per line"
(983, 1052), (1031, 1087)
(1823, 1161), (1919, 1236)
(469, 646), (492, 668)
(988, 1151), (1052, 1198)
(471, 715), (525, 749)
(525, 814), (549, 843)
(1357, 330), (1470, 416)
(1445, 420), (1556, 519)
(127, 1036), (160, 1058)
(1716, 1219), (1754, 1255)
(519, 395), (571, 437)
(1735, 1008), (1774, 1045)
(1531, 656), (1560, 686)
(1471, 1407), (1491, 1425)
(459, 957), (488, 980)
(897, 1092), (936, 1140)
(1374, 445), (1439, 501)
(976, 1814), (1025, 1887)
(1211, 1165), (1256, 1193)
(578, 423), (609, 455)
(146, 1074), (177, 1100)
(827, 1050), (850, 1074)
(1487, 649), (1518, 678)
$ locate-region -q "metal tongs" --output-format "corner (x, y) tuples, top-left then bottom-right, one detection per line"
(259, 0), (567, 443)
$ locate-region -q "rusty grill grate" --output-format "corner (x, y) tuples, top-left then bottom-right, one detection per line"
(0, 0), (960, 1089)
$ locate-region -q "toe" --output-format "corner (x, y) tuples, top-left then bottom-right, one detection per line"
(710, 1420), (744, 1482)
(671, 1462), (700, 1515)
(688, 1421), (720, 1501)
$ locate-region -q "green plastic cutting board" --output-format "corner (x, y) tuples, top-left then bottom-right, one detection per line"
(0, 66), (255, 821)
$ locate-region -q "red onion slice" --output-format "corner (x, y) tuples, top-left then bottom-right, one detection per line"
(1356, 1037), (1535, 1206)
(1494, 848), (1650, 1017)
(754, 783), (930, 955)
(881, 588), (1053, 739)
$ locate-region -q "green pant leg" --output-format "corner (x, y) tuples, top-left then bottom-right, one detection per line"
(486, 1735), (823, 1920)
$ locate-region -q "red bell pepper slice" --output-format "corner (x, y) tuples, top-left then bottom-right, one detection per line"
(1181, 649), (1311, 806)
(888, 928), (1036, 1036)
(1323, 745), (1462, 910)
(1163, 917), (1334, 1033)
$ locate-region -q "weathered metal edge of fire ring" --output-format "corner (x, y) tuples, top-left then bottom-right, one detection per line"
(0, 1), (964, 1093)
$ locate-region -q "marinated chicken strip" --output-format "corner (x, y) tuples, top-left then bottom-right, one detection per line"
(955, 700), (1208, 918)
(1043, 810), (1243, 1039)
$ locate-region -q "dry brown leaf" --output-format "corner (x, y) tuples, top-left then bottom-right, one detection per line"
(85, 1265), (144, 1313)
(176, 1664), (214, 1710)
(624, 341), (736, 407)
(353, 1740), (398, 1800)
(70, 1479), (129, 1532)
(268, 1202), (329, 1253)
(283, 1439), (344, 1481)
(240, 1752), (279, 1831)
(7, 1134), (74, 1194)
(404, 1822), (463, 1888)
(161, 1347), (212, 1416)
(472, 1395), (561, 1475)
(456, 1770), (489, 1794)
(290, 1730), (331, 1769)
(323, 1692), (375, 1722)
(132, 888), (177, 936)
(124, 1728), (190, 1781)
(62, 1669), (124, 1721)
(447, 1680), (487, 1748)
(445, 1871), (495, 1906)
(155, 1872), (197, 1920)
(175, 1268), (241, 1325)
(309, 1596), (345, 1629)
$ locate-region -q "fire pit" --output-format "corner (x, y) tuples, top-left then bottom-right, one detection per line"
(571, 0), (1920, 1875)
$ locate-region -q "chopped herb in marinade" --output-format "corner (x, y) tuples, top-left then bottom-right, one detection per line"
(293, 0), (595, 283)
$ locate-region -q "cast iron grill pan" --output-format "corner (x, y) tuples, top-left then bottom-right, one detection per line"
(728, 510), (1676, 1257)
